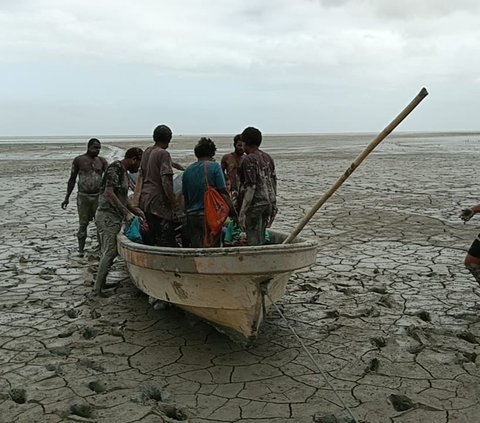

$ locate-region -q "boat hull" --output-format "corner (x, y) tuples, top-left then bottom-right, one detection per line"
(117, 231), (317, 343)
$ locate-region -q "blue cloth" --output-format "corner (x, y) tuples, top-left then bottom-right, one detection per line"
(182, 161), (226, 214)
(124, 216), (143, 243)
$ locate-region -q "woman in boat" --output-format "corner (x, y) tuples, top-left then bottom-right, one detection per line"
(182, 138), (235, 248)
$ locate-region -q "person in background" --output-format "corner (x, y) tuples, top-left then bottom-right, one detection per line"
(139, 125), (178, 247)
(61, 138), (108, 257)
(182, 137), (234, 247)
(94, 147), (144, 296)
(460, 204), (480, 286)
(238, 127), (277, 246)
(221, 134), (244, 206)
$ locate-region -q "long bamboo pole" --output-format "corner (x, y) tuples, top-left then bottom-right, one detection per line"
(283, 87), (429, 244)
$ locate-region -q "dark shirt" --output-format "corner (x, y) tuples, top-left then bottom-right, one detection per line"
(96, 161), (128, 218)
(140, 145), (174, 220)
(239, 149), (277, 208)
(182, 161), (226, 215)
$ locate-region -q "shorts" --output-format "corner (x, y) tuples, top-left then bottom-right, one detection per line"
(468, 233), (480, 258)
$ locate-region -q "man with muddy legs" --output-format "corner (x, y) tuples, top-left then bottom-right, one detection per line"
(94, 148), (144, 296)
(61, 138), (108, 257)
(460, 205), (480, 285)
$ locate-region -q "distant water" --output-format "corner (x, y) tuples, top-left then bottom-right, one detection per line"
(2, 132), (480, 162)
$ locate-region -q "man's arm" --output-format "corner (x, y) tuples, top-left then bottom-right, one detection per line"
(61, 158), (79, 209)
(161, 174), (175, 213)
(104, 187), (134, 221)
(172, 162), (185, 171)
(239, 185), (255, 230)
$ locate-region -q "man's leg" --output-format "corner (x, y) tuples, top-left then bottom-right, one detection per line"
(187, 214), (205, 248)
(465, 234), (480, 285)
(245, 205), (269, 246)
(158, 218), (178, 247)
(76, 194), (90, 256)
(94, 213), (121, 295)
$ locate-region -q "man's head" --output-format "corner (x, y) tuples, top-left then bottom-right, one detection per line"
(153, 124), (172, 147)
(233, 134), (244, 156)
(87, 138), (101, 157)
(124, 147), (143, 173)
(241, 127), (262, 153)
(194, 137), (217, 159)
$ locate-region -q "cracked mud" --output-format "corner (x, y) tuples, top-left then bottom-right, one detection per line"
(1, 135), (479, 422)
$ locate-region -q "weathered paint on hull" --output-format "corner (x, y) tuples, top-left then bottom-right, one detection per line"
(117, 231), (317, 342)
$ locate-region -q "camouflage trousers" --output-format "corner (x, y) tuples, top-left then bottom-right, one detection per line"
(94, 211), (122, 293)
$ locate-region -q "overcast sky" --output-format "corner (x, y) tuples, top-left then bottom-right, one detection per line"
(1, 0), (479, 136)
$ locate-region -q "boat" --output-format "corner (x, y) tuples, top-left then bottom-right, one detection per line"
(117, 230), (317, 344)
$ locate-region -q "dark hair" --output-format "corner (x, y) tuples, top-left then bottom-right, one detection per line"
(241, 127), (262, 147)
(233, 134), (242, 144)
(125, 147), (143, 160)
(194, 137), (216, 159)
(153, 125), (172, 144)
(87, 138), (100, 147)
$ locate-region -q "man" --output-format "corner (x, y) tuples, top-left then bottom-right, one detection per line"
(460, 205), (480, 285)
(139, 125), (177, 247)
(61, 138), (108, 257)
(94, 147), (144, 296)
(238, 127), (277, 246)
(182, 137), (234, 247)
(221, 134), (244, 202)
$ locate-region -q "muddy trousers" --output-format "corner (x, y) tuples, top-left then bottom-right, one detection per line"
(245, 204), (272, 246)
(94, 212), (122, 294)
(76, 193), (99, 253)
(466, 265), (480, 286)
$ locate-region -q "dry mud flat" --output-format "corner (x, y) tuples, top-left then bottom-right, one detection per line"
(1, 141), (480, 423)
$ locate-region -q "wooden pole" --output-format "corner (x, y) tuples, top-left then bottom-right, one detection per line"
(283, 87), (429, 244)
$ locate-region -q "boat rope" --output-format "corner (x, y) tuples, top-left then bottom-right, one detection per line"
(264, 291), (360, 423)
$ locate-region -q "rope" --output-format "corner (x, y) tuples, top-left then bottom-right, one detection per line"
(264, 291), (360, 423)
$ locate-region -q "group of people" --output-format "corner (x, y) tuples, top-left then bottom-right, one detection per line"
(62, 125), (277, 296)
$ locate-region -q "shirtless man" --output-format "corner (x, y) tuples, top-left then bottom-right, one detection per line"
(221, 134), (244, 203)
(61, 138), (108, 257)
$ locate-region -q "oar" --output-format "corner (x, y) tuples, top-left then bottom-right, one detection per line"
(283, 87), (429, 244)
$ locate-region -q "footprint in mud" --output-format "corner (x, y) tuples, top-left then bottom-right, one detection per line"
(88, 380), (107, 394)
(69, 403), (94, 419)
(65, 308), (80, 318)
(155, 403), (188, 421)
(389, 394), (415, 412)
(141, 385), (165, 402)
(457, 331), (478, 344)
(9, 388), (26, 404)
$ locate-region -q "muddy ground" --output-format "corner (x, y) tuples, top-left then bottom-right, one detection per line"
(0, 137), (479, 423)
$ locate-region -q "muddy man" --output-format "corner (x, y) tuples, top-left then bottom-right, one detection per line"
(61, 138), (108, 257)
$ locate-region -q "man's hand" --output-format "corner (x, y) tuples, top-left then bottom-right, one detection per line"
(460, 208), (475, 222)
(61, 199), (69, 209)
(131, 207), (146, 221)
(239, 211), (246, 231)
(267, 206), (277, 228)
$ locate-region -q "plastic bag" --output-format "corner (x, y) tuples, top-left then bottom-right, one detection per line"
(124, 216), (144, 244)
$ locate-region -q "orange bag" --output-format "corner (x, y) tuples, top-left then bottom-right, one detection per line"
(203, 162), (230, 246)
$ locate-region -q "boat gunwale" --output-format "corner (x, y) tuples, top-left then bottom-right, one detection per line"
(117, 231), (317, 258)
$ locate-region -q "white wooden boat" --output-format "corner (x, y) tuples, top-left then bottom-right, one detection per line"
(117, 231), (317, 343)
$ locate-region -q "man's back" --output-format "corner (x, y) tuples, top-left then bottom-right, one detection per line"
(183, 161), (226, 214)
(239, 149), (276, 207)
(140, 146), (173, 218)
